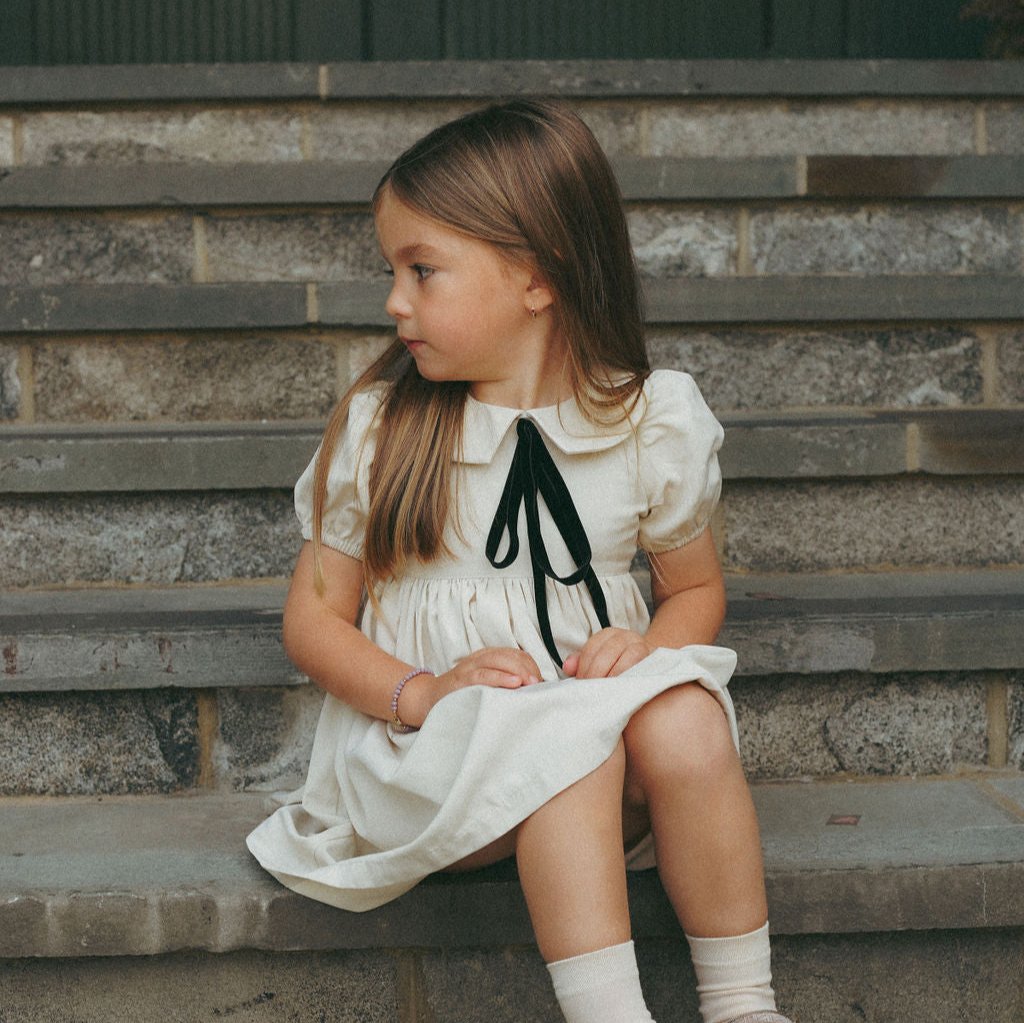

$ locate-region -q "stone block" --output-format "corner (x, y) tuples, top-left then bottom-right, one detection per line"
(0, 949), (401, 1023)
(734, 673), (989, 780)
(749, 204), (1023, 275)
(0, 896), (48, 958)
(20, 110), (305, 165)
(721, 477), (1024, 573)
(0, 117), (13, 165)
(647, 326), (984, 410)
(0, 214), (194, 286)
(348, 332), (393, 380)
(997, 331), (1024, 404)
(578, 101), (647, 156)
(0, 689), (199, 795)
(203, 212), (380, 282)
(213, 686), (324, 791)
(647, 100), (976, 157)
(0, 491), (297, 588)
(418, 946), (559, 1023)
(773, 929), (1024, 1023)
(987, 103), (1024, 154)
(308, 102), (476, 160)
(628, 206), (737, 277)
(33, 335), (337, 423)
(0, 343), (19, 419)
(1010, 673), (1024, 770)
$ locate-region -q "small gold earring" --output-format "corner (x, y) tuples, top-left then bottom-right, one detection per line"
(530, 307), (537, 319)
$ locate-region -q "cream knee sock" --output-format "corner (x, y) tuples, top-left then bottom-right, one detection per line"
(686, 922), (776, 1023)
(547, 939), (656, 1023)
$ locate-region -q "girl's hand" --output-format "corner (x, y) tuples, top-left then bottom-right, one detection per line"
(563, 628), (655, 679)
(402, 647), (542, 725)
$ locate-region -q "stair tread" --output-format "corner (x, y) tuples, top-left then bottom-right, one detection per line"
(1, 775), (1021, 957)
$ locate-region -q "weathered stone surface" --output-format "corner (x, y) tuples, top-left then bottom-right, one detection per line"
(0, 117), (13, 165)
(20, 110), (305, 165)
(419, 947), (558, 1023)
(33, 335), (337, 422)
(308, 101), (476, 160)
(773, 929), (1024, 1023)
(648, 326), (984, 410)
(0, 214), (194, 286)
(578, 101), (647, 155)
(0, 689), (198, 795)
(0, 949), (400, 1023)
(0, 896), (48, 958)
(647, 101), (976, 157)
(722, 477), (1024, 573)
(0, 343), (19, 419)
(347, 332), (393, 380)
(735, 673), (989, 780)
(1010, 673), (1024, 770)
(987, 103), (1024, 154)
(749, 204), (1023, 275)
(214, 686), (323, 791)
(0, 492), (297, 587)
(203, 212), (380, 282)
(628, 206), (737, 277)
(997, 331), (1024, 404)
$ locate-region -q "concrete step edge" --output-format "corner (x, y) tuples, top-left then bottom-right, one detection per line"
(2, 569), (1023, 691)
(2, 774), (1022, 958)
(1, 60), (1023, 106)
(3, 409), (1023, 495)
(3, 156), (1023, 206)
(2, 277), (1023, 334)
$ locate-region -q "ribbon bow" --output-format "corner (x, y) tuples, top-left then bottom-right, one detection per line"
(486, 418), (610, 666)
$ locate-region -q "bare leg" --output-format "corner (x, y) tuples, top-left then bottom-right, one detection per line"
(623, 684), (767, 937)
(516, 740), (631, 963)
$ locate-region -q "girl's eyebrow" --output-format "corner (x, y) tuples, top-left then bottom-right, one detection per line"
(391, 242), (442, 262)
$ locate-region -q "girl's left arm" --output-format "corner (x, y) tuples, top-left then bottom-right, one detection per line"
(563, 528), (725, 678)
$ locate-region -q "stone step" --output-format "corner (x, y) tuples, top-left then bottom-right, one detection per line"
(3, 155), (1023, 207)
(1, 571), (1019, 795)
(3, 570), (1022, 693)
(2, 409), (1021, 495)
(2, 276), (1023, 336)
(1, 776), (1021, 1021)
(1, 59), (1022, 106)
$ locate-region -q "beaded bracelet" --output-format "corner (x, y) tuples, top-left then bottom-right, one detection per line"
(390, 667), (434, 733)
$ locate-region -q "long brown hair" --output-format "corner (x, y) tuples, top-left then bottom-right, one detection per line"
(312, 99), (650, 594)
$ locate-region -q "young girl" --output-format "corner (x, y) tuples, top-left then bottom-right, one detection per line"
(247, 100), (793, 1023)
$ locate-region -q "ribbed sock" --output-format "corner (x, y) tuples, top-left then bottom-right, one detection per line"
(547, 939), (656, 1023)
(686, 922), (776, 1023)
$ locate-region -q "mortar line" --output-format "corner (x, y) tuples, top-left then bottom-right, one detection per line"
(905, 421), (920, 473)
(974, 105), (988, 156)
(16, 344), (35, 423)
(794, 154), (808, 197)
(191, 215), (209, 283)
(396, 951), (433, 1023)
(985, 674), (1010, 770)
(977, 327), (1000, 406)
(300, 105), (314, 161)
(337, 337), (351, 398)
(307, 282), (320, 325)
(195, 690), (219, 789)
(318, 65), (329, 101)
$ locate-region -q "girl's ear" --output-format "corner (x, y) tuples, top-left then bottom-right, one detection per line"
(525, 273), (555, 315)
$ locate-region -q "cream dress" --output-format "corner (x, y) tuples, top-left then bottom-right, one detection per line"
(246, 369), (738, 911)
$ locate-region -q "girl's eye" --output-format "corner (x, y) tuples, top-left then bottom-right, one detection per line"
(381, 265), (394, 278)
(413, 264), (435, 281)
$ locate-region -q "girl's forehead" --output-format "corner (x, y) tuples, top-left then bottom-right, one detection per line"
(375, 191), (486, 257)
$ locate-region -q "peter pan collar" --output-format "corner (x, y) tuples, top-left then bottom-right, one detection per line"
(459, 393), (637, 464)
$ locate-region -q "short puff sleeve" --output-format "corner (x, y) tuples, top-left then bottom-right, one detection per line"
(636, 370), (723, 553)
(293, 389), (383, 558)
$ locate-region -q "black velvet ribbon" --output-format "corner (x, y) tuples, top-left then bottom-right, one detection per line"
(486, 418), (610, 666)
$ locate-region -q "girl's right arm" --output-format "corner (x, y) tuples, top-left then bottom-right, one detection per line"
(282, 542), (541, 729)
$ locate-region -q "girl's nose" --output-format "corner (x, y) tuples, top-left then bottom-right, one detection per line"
(385, 282), (410, 321)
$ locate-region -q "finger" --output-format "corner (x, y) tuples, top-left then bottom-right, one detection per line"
(562, 652), (580, 676)
(605, 644), (650, 677)
(472, 648), (541, 684)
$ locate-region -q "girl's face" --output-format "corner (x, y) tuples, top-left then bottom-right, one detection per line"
(376, 188), (551, 402)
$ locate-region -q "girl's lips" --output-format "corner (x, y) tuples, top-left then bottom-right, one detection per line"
(401, 337), (425, 350)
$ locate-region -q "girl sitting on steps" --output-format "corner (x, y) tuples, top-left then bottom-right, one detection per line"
(247, 98), (795, 1023)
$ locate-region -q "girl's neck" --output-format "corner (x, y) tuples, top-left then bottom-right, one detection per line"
(468, 328), (570, 410)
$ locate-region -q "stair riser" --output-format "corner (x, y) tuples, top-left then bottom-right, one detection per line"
(0, 672), (1016, 796)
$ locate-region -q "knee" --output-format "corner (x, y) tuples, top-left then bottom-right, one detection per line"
(624, 685), (737, 791)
